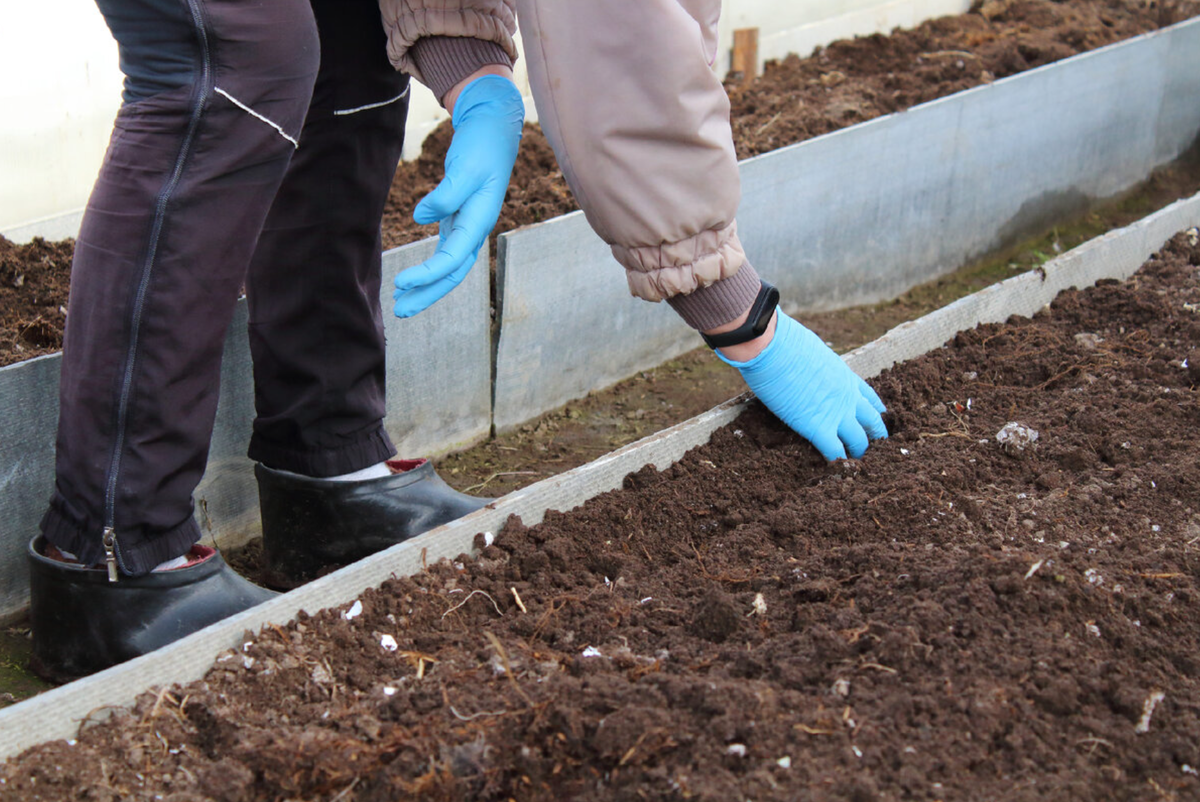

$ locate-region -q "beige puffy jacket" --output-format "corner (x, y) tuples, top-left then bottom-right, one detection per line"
(379, 0), (759, 329)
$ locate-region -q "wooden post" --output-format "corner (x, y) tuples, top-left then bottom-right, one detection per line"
(731, 27), (759, 80)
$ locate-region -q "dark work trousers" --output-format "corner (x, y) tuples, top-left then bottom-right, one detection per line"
(42, 0), (410, 576)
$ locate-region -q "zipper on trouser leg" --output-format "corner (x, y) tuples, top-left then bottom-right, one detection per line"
(101, 0), (213, 582)
(102, 527), (119, 583)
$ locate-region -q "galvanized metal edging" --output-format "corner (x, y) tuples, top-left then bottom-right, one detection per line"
(2, 191), (1197, 760)
(491, 16), (1200, 431)
(0, 238), (491, 621)
(846, 192), (1200, 378)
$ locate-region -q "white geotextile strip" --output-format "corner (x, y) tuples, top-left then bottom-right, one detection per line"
(1, 191), (1198, 760)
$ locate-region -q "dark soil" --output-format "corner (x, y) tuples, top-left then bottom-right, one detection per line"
(5, 231), (1199, 800)
(5, 0), (1195, 368)
(0, 237), (72, 366)
(725, 0), (1200, 159)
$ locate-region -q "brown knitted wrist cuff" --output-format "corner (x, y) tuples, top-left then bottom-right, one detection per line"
(666, 263), (763, 331)
(409, 36), (513, 106)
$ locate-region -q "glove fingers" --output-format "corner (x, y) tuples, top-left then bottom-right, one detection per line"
(394, 249), (463, 294)
(414, 174), (473, 225)
(856, 376), (887, 414)
(837, 416), (870, 460)
(394, 213), (482, 293)
(455, 182), (507, 243)
(393, 273), (464, 318)
(437, 212), (454, 248)
(393, 244), (481, 319)
(394, 256), (476, 317)
(807, 427), (849, 462)
(856, 396), (889, 440)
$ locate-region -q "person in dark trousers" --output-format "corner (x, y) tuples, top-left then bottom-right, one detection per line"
(28, 0), (514, 681)
(30, 0), (888, 682)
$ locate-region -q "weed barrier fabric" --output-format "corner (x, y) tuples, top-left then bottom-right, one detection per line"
(3, 222), (1200, 797)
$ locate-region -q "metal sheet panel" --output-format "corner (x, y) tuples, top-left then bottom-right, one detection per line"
(737, 16), (1200, 314)
(0, 355), (60, 620)
(3, 192), (1196, 759)
(380, 237), (493, 457)
(846, 194), (1200, 380)
(492, 214), (697, 432)
(491, 20), (1200, 430)
(1155, 20), (1200, 163)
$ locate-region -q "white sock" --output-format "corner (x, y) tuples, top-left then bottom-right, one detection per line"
(324, 462), (393, 482)
(56, 548), (191, 572)
(152, 554), (192, 572)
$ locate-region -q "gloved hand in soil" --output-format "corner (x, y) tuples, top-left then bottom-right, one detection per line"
(716, 311), (888, 460)
(393, 75), (524, 318)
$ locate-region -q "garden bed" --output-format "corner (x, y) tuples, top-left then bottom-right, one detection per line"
(4, 230), (1198, 800)
(3, 0), (1196, 369)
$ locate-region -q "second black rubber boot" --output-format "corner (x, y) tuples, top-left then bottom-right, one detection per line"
(257, 459), (493, 588)
(28, 537), (277, 683)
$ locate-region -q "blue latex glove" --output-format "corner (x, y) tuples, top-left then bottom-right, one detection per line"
(393, 75), (524, 318)
(716, 311), (888, 460)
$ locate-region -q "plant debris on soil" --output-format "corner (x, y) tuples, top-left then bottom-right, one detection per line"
(5, 231), (1199, 800)
(0, 237), (72, 366)
(3, 0), (1196, 367)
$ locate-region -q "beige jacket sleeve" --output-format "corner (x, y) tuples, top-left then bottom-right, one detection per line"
(516, 0), (757, 327)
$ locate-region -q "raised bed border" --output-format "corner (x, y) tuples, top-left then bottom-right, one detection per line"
(491, 16), (1200, 429)
(2, 190), (1197, 760)
(0, 240), (491, 622)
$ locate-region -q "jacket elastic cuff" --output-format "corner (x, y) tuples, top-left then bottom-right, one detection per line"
(409, 36), (513, 106)
(666, 262), (763, 331)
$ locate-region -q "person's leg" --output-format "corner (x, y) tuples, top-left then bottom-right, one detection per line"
(30, 0), (322, 681)
(41, 0), (319, 577)
(245, 0), (491, 588)
(246, 0), (409, 478)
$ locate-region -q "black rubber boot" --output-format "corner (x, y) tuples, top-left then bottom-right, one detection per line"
(27, 537), (277, 683)
(257, 459), (493, 588)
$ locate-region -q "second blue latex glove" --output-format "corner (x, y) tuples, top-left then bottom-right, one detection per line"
(716, 311), (888, 460)
(393, 75), (524, 318)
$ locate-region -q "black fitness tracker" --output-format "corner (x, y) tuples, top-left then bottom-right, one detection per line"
(700, 281), (780, 349)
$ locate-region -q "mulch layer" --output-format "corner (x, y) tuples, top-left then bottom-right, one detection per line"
(4, 231), (1198, 800)
(4, 0), (1196, 367)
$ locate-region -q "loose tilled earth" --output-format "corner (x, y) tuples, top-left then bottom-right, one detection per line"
(3, 0), (1198, 367)
(4, 232), (1200, 800)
